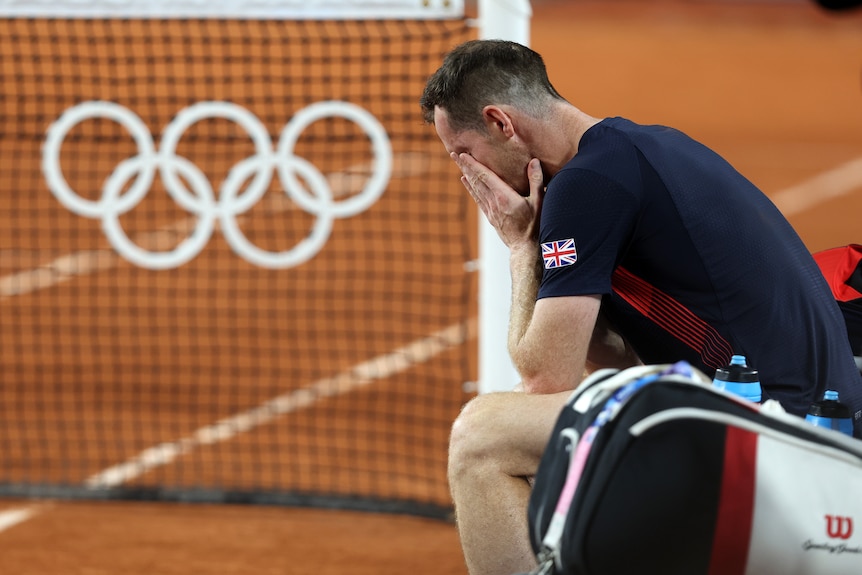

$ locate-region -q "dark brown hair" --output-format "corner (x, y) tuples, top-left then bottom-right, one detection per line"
(420, 40), (564, 132)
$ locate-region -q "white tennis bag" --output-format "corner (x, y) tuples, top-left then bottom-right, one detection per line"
(525, 362), (862, 575)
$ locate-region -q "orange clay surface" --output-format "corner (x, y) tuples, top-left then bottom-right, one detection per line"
(2, 1), (861, 573)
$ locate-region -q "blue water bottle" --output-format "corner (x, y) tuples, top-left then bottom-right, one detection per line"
(805, 390), (853, 437)
(712, 355), (761, 403)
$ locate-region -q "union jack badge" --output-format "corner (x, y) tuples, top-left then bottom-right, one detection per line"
(541, 238), (578, 269)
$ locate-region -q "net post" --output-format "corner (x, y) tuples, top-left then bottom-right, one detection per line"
(478, 0), (531, 44)
(476, 0), (532, 394)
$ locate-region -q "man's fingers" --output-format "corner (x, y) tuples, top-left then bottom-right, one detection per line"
(452, 152), (497, 201)
(453, 153), (485, 184)
(468, 170), (490, 190)
(460, 175), (474, 196)
(527, 158), (545, 217)
(461, 175), (486, 210)
(528, 158), (543, 191)
(528, 158), (541, 180)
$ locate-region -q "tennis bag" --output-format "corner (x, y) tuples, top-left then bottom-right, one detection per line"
(524, 362), (862, 575)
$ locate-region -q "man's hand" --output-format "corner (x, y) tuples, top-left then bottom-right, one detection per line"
(452, 153), (544, 251)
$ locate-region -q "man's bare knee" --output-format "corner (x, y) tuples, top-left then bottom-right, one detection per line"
(448, 393), (505, 481)
(449, 390), (570, 485)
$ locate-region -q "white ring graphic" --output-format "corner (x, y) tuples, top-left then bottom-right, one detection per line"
(42, 100), (392, 269)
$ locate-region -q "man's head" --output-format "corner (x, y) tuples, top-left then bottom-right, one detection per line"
(420, 40), (564, 132)
(421, 40), (564, 195)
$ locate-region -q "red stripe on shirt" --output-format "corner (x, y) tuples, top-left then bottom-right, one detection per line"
(611, 267), (733, 369)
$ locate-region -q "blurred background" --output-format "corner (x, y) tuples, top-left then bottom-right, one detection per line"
(1, 1), (860, 573)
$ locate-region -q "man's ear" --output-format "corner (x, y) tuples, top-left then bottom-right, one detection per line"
(481, 105), (515, 139)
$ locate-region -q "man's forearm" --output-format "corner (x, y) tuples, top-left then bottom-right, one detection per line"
(507, 243), (543, 378)
(505, 244), (606, 394)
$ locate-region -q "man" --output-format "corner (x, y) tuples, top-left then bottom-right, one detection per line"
(420, 39), (862, 575)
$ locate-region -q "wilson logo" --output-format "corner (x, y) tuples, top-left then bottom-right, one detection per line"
(825, 515), (854, 540)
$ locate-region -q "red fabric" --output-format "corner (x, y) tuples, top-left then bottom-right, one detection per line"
(708, 426), (757, 575)
(813, 244), (862, 302)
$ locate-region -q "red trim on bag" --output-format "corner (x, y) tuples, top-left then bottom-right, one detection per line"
(708, 426), (757, 575)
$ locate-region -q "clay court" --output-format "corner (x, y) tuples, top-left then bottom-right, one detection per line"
(1, 1), (862, 573)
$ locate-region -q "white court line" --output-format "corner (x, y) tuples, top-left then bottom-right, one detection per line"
(0, 507), (38, 533)
(0, 152), (428, 300)
(86, 319), (476, 489)
(770, 156), (862, 217)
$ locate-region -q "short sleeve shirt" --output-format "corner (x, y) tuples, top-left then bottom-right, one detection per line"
(536, 117), (862, 432)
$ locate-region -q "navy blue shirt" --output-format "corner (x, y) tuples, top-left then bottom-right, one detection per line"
(537, 117), (862, 434)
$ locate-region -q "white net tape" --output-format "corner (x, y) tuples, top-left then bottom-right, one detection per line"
(0, 0), (464, 20)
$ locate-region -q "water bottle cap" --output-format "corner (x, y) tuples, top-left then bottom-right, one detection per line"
(713, 355), (759, 383)
(807, 390), (852, 419)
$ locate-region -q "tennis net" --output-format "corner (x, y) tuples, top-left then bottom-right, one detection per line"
(0, 8), (477, 518)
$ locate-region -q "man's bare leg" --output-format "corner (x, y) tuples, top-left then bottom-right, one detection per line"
(448, 389), (571, 575)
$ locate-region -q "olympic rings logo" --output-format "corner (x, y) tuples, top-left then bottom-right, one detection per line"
(42, 100), (392, 269)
